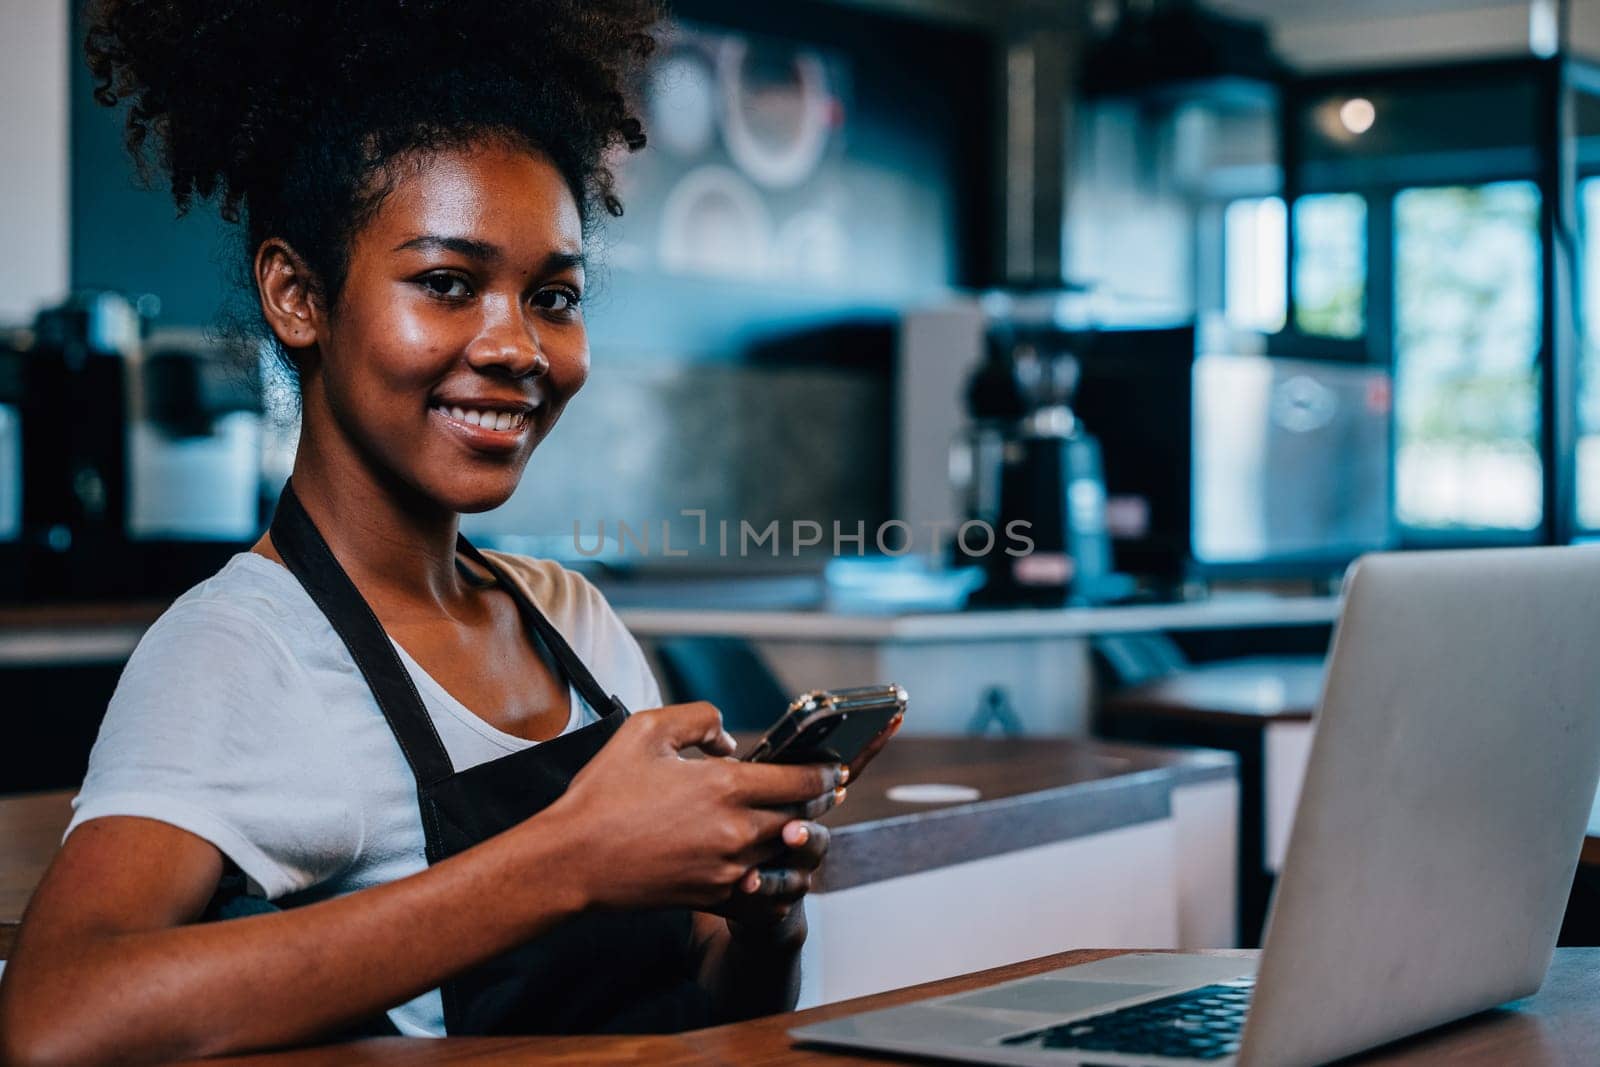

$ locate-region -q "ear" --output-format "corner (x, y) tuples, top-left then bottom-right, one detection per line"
(254, 239), (325, 357)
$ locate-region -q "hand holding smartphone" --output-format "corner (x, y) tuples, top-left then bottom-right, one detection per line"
(742, 684), (907, 766)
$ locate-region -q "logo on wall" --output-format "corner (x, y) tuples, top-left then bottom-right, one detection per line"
(622, 22), (850, 287)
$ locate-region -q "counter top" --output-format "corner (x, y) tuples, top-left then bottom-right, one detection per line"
(0, 594), (1340, 667)
(619, 594), (1340, 642)
(0, 737), (1234, 952)
(0, 601), (164, 667)
(791, 735), (1234, 891)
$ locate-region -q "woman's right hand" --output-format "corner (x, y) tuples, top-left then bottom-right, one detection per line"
(535, 702), (843, 912)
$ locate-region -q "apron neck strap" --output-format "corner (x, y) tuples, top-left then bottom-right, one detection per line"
(268, 481), (632, 789)
(269, 480), (456, 787)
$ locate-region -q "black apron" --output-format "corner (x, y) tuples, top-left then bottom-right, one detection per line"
(231, 481), (713, 1035)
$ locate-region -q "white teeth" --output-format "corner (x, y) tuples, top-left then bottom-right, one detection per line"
(438, 405), (526, 431)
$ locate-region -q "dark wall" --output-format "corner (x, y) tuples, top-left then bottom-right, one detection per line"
(69, 6), (234, 329)
(69, 1), (996, 363)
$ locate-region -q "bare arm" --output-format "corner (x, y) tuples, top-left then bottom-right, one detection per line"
(0, 809), (589, 1065)
(0, 704), (838, 1066)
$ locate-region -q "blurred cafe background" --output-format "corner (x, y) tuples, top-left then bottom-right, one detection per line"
(5, 0), (1600, 972)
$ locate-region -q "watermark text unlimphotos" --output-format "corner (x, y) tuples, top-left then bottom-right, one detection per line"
(571, 510), (1034, 558)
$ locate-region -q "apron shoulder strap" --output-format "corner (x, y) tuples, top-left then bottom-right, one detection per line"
(270, 482), (457, 787)
(454, 537), (632, 721)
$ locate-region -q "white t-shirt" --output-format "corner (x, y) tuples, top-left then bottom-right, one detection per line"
(67, 550), (663, 1036)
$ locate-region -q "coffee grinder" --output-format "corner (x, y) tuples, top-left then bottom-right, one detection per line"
(958, 322), (1115, 606)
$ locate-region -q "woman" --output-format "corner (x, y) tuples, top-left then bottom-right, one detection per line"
(0, 2), (896, 1061)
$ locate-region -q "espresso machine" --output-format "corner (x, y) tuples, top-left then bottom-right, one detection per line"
(11, 291), (265, 601)
(958, 322), (1116, 606)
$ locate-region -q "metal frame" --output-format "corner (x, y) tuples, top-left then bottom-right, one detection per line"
(1273, 54), (1600, 550)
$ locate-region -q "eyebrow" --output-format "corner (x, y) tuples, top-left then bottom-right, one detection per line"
(393, 234), (586, 274)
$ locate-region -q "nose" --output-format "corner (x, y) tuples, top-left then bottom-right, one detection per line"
(464, 312), (549, 378)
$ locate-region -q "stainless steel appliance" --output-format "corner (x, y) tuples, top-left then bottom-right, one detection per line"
(12, 292), (264, 600)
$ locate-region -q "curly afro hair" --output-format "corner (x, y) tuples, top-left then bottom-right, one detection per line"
(85, 0), (661, 366)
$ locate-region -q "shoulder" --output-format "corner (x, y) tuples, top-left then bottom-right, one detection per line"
(96, 553), (332, 757)
(125, 554), (312, 682)
(75, 554), (360, 896)
(479, 551), (611, 628)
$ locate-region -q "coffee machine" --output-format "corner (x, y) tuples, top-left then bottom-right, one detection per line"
(958, 320), (1116, 606)
(11, 292), (264, 601)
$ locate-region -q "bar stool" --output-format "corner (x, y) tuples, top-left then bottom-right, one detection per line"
(652, 635), (792, 732)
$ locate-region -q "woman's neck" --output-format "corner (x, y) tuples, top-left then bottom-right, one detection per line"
(275, 431), (467, 610)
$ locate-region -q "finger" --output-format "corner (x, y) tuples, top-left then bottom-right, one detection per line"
(794, 791), (843, 820)
(780, 820), (830, 870)
(761, 788), (842, 821)
(728, 760), (846, 806)
(728, 811), (796, 861)
(847, 712), (903, 781)
(738, 867), (812, 900)
(732, 839), (788, 870)
(638, 702), (735, 756)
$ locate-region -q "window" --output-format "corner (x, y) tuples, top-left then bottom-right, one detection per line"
(1292, 193), (1366, 339)
(1223, 196), (1286, 333)
(1580, 177), (1600, 530)
(1393, 182), (1543, 533)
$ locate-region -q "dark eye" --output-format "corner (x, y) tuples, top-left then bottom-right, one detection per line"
(533, 286), (581, 314)
(418, 272), (473, 300)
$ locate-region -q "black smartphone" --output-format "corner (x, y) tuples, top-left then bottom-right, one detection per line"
(742, 684), (907, 765)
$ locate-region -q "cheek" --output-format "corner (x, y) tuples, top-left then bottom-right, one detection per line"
(545, 330), (590, 397)
(332, 301), (461, 404)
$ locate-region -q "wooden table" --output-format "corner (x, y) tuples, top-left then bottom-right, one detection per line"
(0, 738), (1239, 979)
(1099, 657), (1324, 728)
(195, 948), (1600, 1065)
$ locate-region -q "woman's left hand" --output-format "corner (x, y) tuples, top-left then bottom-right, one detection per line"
(718, 710), (904, 946)
(718, 818), (832, 946)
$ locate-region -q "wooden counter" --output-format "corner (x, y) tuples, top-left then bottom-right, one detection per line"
(798, 735), (1232, 892)
(0, 738), (1239, 976)
(780, 738), (1237, 1003)
(195, 948), (1600, 1065)
(0, 790), (71, 959)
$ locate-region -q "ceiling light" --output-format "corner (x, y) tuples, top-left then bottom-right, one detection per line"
(1339, 97), (1376, 136)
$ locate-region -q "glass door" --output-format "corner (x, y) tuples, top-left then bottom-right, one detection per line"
(1392, 181), (1543, 535)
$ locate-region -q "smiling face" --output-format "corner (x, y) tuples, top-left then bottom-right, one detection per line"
(287, 140), (588, 515)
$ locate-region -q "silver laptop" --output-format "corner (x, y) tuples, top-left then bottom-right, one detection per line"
(793, 547), (1600, 1066)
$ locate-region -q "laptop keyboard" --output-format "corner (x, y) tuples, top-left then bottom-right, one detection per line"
(998, 978), (1254, 1061)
